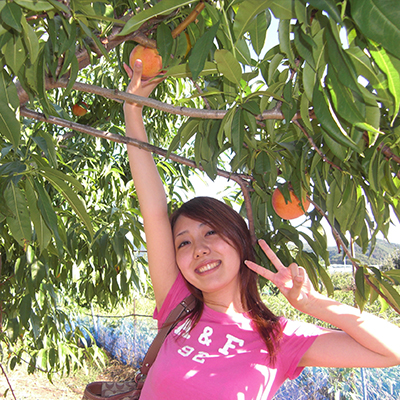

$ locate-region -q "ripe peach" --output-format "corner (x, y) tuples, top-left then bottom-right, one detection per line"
(129, 45), (162, 80)
(272, 188), (311, 220)
(72, 102), (88, 117)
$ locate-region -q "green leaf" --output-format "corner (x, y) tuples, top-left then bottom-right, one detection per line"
(179, 118), (199, 147)
(167, 61), (218, 78)
(379, 279), (400, 311)
(32, 178), (63, 255)
(3, 34), (26, 75)
(156, 23), (173, 67)
(233, 0), (272, 42)
(269, 0), (295, 19)
(293, 24), (317, 69)
(1, 2), (22, 32)
(32, 134), (58, 169)
(118, 0), (194, 36)
(77, 20), (108, 59)
(231, 108), (244, 160)
(318, 266), (334, 297)
(21, 17), (39, 64)
(113, 230), (126, 266)
(305, 0), (342, 25)
(369, 42), (400, 125)
(0, 70), (20, 147)
(313, 84), (361, 153)
(25, 180), (52, 253)
(19, 295), (31, 328)
(41, 167), (85, 193)
(4, 183), (32, 247)
(279, 19), (295, 67)
(350, 0), (400, 59)
(46, 0), (68, 13)
(215, 49), (242, 85)
(14, 0), (54, 12)
(327, 68), (365, 125)
(189, 22), (219, 81)
(345, 47), (381, 87)
(41, 174), (93, 239)
(248, 11), (269, 56)
(235, 38), (252, 66)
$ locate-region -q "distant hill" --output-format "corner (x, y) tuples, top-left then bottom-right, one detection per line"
(328, 238), (400, 266)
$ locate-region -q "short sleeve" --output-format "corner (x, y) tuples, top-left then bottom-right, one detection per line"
(153, 272), (191, 329)
(278, 319), (324, 380)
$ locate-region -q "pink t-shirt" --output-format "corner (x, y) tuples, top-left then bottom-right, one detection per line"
(140, 273), (323, 400)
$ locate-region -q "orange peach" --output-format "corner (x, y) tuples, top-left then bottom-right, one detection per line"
(272, 188), (311, 220)
(72, 102), (88, 117)
(129, 45), (162, 80)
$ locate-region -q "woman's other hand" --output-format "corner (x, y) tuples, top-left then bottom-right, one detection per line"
(245, 239), (319, 313)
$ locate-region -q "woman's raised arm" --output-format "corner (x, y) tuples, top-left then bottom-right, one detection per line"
(245, 240), (400, 369)
(124, 60), (179, 311)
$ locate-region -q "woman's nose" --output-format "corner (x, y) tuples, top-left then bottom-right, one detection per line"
(194, 242), (210, 258)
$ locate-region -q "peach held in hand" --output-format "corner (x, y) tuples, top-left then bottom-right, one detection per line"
(129, 45), (162, 80)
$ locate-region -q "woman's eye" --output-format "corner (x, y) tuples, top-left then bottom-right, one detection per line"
(206, 230), (216, 236)
(177, 240), (190, 249)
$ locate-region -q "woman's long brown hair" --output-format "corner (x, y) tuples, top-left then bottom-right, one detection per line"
(170, 197), (282, 363)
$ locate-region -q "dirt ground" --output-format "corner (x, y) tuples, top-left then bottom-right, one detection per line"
(0, 359), (137, 400)
(0, 364), (85, 400)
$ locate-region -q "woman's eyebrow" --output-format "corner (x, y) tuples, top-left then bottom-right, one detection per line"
(174, 222), (206, 238)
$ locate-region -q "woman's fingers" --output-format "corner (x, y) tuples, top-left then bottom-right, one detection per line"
(244, 260), (275, 281)
(258, 239), (285, 271)
(123, 62), (133, 79)
(287, 263), (305, 302)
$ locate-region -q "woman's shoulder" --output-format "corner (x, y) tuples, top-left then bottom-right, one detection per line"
(280, 317), (324, 338)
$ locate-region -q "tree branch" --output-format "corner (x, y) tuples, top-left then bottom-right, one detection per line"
(20, 106), (256, 238)
(49, 78), (297, 121)
(310, 199), (400, 314)
(293, 120), (343, 172)
(0, 363), (17, 400)
(171, 1), (205, 38)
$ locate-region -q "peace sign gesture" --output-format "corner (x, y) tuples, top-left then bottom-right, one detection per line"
(245, 240), (319, 313)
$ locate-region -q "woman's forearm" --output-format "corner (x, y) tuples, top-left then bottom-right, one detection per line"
(305, 293), (400, 361)
(124, 103), (169, 220)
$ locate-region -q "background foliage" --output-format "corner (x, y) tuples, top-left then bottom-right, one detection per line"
(1, 0), (400, 375)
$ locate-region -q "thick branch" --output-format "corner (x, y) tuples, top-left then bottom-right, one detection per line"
(50, 78), (296, 121)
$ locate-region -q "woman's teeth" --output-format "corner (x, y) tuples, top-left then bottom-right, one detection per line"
(197, 261), (220, 273)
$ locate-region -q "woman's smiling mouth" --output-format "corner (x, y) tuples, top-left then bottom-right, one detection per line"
(196, 261), (221, 274)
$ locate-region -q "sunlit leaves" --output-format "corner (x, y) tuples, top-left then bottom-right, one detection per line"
(232, 0), (272, 42)
(4, 182), (31, 247)
(369, 42), (400, 125)
(350, 0), (400, 59)
(119, 0), (194, 36)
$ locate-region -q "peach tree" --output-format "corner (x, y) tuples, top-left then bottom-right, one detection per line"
(1, 0), (400, 374)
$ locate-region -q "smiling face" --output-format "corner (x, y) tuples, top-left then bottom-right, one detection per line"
(173, 215), (242, 308)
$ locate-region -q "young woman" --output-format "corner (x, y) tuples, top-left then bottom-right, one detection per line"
(123, 60), (400, 400)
